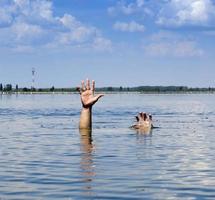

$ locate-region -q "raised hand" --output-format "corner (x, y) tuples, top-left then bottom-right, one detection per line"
(131, 112), (153, 133)
(78, 79), (104, 109)
(78, 79), (104, 130)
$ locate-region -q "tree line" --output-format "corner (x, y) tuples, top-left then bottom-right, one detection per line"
(0, 83), (215, 93)
(0, 84), (76, 93)
(96, 86), (215, 92)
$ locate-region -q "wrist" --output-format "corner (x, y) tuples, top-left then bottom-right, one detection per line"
(82, 106), (92, 111)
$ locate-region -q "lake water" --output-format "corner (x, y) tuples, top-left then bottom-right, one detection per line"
(0, 93), (215, 200)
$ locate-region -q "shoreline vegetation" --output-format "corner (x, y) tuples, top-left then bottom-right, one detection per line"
(0, 84), (215, 94)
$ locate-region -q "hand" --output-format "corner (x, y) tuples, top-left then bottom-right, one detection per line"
(78, 79), (104, 109)
(131, 112), (153, 130)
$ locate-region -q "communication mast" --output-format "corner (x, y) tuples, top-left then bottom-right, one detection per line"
(31, 67), (35, 90)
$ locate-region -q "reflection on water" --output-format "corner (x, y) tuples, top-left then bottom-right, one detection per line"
(0, 93), (215, 199)
(79, 129), (94, 198)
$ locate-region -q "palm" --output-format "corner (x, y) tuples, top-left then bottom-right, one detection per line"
(132, 112), (153, 130)
(81, 90), (96, 107)
(79, 79), (103, 108)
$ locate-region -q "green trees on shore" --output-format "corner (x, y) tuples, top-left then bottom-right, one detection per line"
(0, 84), (13, 92)
(0, 83), (215, 93)
(96, 86), (215, 93)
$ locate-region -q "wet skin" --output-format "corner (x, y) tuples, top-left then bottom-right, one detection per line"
(77, 79), (153, 134)
(131, 112), (153, 133)
(77, 79), (104, 130)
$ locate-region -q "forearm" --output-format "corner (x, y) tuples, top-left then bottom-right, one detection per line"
(79, 107), (92, 129)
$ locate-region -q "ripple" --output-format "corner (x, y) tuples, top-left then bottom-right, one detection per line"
(1, 94), (215, 199)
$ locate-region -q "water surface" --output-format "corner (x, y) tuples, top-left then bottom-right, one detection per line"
(0, 93), (215, 199)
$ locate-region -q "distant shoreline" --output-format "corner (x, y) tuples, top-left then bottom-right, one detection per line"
(1, 85), (215, 94)
(1, 91), (215, 95)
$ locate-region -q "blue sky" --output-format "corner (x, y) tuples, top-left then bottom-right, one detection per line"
(0, 0), (215, 88)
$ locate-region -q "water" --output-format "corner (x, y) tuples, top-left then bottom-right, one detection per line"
(0, 93), (215, 200)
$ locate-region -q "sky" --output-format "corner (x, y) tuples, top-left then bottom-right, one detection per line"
(0, 0), (215, 88)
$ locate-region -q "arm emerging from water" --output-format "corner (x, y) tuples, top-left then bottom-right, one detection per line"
(77, 79), (104, 130)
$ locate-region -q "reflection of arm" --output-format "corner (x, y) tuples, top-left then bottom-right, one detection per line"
(80, 129), (92, 145)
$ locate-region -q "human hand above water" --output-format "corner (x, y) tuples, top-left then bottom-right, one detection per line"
(131, 112), (153, 132)
(78, 79), (104, 130)
(77, 79), (104, 109)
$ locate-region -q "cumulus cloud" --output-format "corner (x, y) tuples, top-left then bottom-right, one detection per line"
(146, 41), (203, 57)
(108, 0), (140, 15)
(109, 0), (215, 29)
(144, 31), (203, 57)
(93, 37), (112, 51)
(57, 14), (98, 44)
(157, 0), (215, 27)
(0, 0), (112, 52)
(113, 21), (145, 32)
(108, 0), (154, 16)
(0, 8), (12, 26)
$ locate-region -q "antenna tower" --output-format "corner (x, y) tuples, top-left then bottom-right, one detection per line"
(31, 67), (35, 90)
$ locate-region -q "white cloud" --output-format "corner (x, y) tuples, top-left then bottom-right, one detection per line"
(93, 37), (112, 51)
(108, 0), (151, 16)
(150, 31), (177, 41)
(57, 14), (98, 44)
(58, 27), (95, 45)
(113, 21), (145, 32)
(12, 22), (44, 41)
(0, 7), (12, 26)
(157, 0), (215, 27)
(108, 1), (136, 15)
(13, 0), (53, 21)
(144, 31), (203, 57)
(146, 41), (203, 57)
(0, 0), (111, 52)
(59, 14), (81, 29)
(109, 0), (215, 28)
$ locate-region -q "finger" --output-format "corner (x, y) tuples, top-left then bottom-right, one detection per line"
(94, 94), (104, 103)
(136, 113), (141, 121)
(139, 112), (143, 121)
(143, 113), (147, 121)
(81, 80), (86, 91)
(96, 94), (104, 100)
(131, 124), (138, 129)
(86, 78), (90, 90)
(135, 116), (139, 122)
(92, 80), (95, 93)
(139, 112), (143, 118)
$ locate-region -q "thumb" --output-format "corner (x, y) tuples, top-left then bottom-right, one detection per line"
(93, 94), (104, 103)
(96, 94), (104, 99)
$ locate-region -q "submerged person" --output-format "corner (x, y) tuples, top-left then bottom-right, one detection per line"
(130, 112), (153, 133)
(77, 79), (153, 132)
